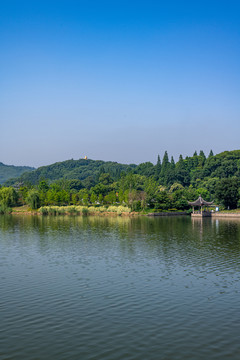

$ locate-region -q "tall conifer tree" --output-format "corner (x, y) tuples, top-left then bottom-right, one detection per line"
(199, 150), (206, 160)
(199, 150), (206, 167)
(161, 151), (170, 176)
(170, 156), (175, 169)
(208, 149), (214, 158)
(155, 155), (161, 180)
(176, 154), (190, 186)
(177, 154), (185, 169)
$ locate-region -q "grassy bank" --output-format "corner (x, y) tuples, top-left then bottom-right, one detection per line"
(11, 205), (135, 216)
(9, 205), (240, 217)
(39, 205), (132, 216)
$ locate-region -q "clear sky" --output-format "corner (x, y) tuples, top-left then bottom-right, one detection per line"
(1, 0), (240, 167)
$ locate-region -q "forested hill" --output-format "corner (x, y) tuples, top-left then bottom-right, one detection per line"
(0, 162), (35, 184)
(4, 150), (240, 188)
(5, 159), (137, 186)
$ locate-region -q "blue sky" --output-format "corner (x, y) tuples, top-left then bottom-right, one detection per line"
(1, 0), (240, 167)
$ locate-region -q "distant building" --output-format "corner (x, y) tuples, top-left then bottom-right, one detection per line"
(84, 156), (88, 160)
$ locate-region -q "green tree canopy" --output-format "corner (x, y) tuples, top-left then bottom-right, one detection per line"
(0, 187), (18, 207)
(26, 190), (40, 209)
(215, 178), (240, 209)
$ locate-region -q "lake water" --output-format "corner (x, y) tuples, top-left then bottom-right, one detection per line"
(0, 215), (240, 360)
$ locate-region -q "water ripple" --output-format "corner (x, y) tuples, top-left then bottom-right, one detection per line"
(1, 215), (240, 359)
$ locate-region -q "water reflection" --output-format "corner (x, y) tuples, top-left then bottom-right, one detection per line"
(1, 214), (240, 360)
(1, 214), (240, 265)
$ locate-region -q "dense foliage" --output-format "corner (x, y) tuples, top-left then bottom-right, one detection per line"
(2, 150), (240, 212)
(0, 186), (18, 213)
(5, 159), (136, 186)
(0, 162), (34, 184)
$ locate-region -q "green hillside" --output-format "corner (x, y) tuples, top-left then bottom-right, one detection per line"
(4, 150), (240, 188)
(5, 158), (137, 186)
(0, 162), (35, 184)
(2, 150), (240, 212)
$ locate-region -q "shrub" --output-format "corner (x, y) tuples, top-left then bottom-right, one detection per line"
(0, 204), (12, 214)
(106, 205), (131, 214)
(48, 207), (57, 216)
(39, 207), (48, 215)
(75, 206), (84, 214)
(56, 207), (66, 215)
(68, 206), (77, 215)
(117, 205), (131, 214)
(82, 207), (89, 216)
(87, 206), (97, 214)
(131, 200), (141, 211)
(98, 206), (107, 213)
(107, 206), (118, 212)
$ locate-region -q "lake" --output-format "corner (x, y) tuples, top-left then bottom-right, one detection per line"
(0, 215), (240, 360)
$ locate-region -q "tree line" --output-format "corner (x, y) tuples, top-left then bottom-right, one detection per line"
(1, 150), (240, 212)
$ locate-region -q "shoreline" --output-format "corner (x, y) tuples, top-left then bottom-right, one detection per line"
(7, 206), (240, 218)
(10, 206), (139, 217)
(9, 205), (189, 217)
(10, 211), (139, 217)
(211, 213), (240, 218)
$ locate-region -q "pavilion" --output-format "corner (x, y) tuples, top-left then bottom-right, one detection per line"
(188, 196), (214, 217)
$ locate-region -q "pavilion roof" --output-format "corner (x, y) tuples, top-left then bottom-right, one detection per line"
(188, 196), (214, 207)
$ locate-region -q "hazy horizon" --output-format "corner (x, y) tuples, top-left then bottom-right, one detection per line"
(1, 1), (240, 168)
